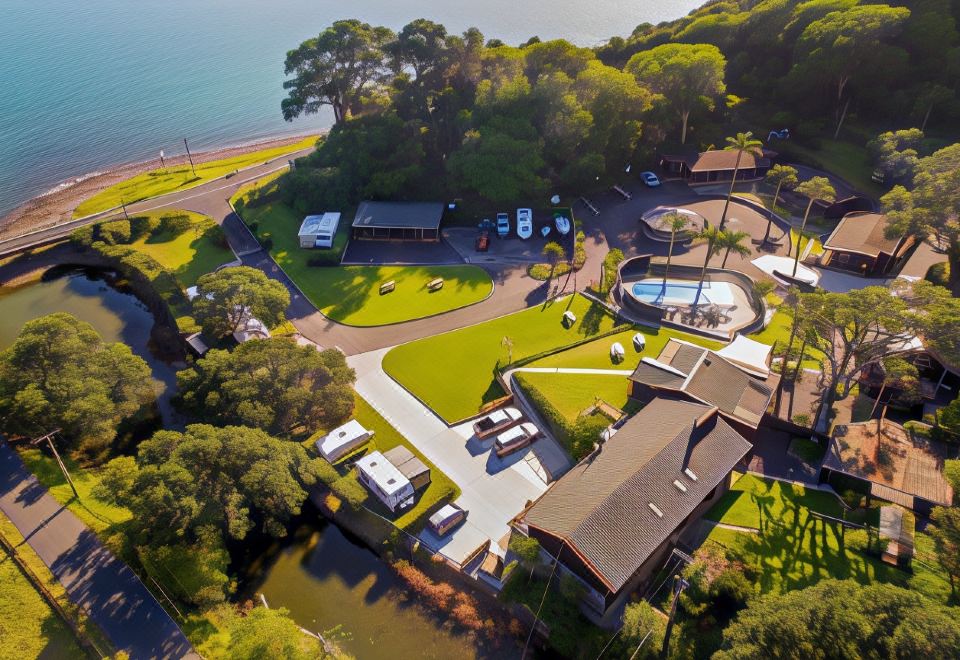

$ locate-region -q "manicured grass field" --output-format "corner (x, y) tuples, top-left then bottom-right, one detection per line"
(782, 140), (885, 197)
(128, 211), (235, 287)
(383, 294), (621, 422)
(513, 372), (632, 421)
(528, 326), (723, 371)
(73, 136), (318, 217)
(0, 514), (85, 659)
(233, 176), (492, 325)
(703, 474), (953, 602)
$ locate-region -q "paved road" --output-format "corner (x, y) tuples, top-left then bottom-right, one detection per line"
(0, 443), (195, 659)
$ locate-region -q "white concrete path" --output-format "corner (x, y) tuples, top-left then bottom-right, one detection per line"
(348, 348), (571, 566)
(505, 367), (635, 378)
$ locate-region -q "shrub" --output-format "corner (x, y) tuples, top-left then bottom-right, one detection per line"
(130, 214), (160, 239)
(925, 261), (950, 287)
(159, 212), (191, 236)
(846, 528), (889, 557)
(330, 473), (368, 510)
(792, 413), (811, 427)
(600, 248), (624, 294)
(70, 224), (96, 247)
(98, 218), (132, 245)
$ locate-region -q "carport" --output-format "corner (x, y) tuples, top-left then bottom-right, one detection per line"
(352, 201), (445, 241)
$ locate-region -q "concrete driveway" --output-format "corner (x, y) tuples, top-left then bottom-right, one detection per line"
(348, 348), (571, 565)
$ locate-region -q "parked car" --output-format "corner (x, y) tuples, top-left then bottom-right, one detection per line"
(428, 503), (468, 536)
(478, 218), (495, 232)
(475, 231), (489, 252)
(640, 171), (661, 187)
(473, 407), (523, 439)
(496, 212), (510, 237)
(494, 422), (541, 457)
(516, 208), (533, 239)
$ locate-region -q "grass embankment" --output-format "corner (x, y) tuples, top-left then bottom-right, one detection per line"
(514, 373), (632, 420)
(73, 136), (318, 218)
(779, 139), (884, 198)
(791, 228), (825, 257)
(126, 211), (235, 287)
(232, 174), (493, 326)
(0, 512), (92, 658)
(703, 474), (953, 603)
(307, 394), (461, 532)
(527, 325), (723, 371)
(383, 294), (621, 423)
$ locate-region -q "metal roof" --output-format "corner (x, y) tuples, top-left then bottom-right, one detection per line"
(823, 212), (903, 257)
(351, 201), (445, 230)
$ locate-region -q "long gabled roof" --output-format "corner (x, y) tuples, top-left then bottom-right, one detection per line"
(628, 339), (775, 429)
(521, 399), (751, 592)
(690, 150), (766, 172)
(823, 212), (904, 257)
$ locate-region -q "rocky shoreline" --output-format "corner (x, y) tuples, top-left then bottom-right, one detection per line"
(0, 134), (315, 240)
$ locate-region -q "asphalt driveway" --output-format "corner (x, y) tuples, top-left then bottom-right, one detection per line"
(0, 443), (196, 659)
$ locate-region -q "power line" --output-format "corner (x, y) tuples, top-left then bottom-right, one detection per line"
(521, 542), (564, 660)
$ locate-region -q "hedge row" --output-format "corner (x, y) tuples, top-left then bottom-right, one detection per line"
(514, 373), (609, 462)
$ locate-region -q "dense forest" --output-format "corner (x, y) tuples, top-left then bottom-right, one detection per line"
(277, 0), (960, 211)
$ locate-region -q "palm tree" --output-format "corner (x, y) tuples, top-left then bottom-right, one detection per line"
(791, 176), (836, 277)
(719, 229), (752, 268)
(763, 164), (798, 243)
(718, 131), (764, 231)
(692, 225), (723, 305)
(661, 212), (689, 288)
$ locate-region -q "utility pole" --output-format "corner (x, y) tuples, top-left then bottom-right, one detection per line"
(121, 198), (130, 220)
(183, 138), (197, 177)
(30, 430), (78, 500)
(660, 575), (689, 659)
(159, 149), (166, 170)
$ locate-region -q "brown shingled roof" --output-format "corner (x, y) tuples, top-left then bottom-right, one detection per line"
(521, 399), (752, 592)
(690, 150), (763, 173)
(823, 212), (903, 257)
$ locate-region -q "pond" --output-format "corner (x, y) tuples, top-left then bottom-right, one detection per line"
(0, 266), (179, 423)
(241, 516), (518, 660)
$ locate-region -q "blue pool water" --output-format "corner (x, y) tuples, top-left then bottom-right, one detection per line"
(631, 279), (736, 306)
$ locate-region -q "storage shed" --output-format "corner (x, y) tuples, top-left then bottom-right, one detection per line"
(315, 420), (374, 463)
(383, 445), (431, 491)
(298, 213), (341, 248)
(356, 451), (415, 512)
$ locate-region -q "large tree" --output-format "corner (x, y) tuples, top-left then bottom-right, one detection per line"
(716, 580), (960, 659)
(801, 287), (913, 429)
(192, 266), (290, 339)
(0, 313), (154, 459)
(763, 164), (798, 243)
(929, 506), (960, 596)
(794, 5), (911, 137)
(282, 19), (395, 124)
(625, 43), (726, 144)
(882, 143), (960, 294)
(96, 424), (321, 545)
(176, 337), (355, 436)
(868, 128), (923, 186)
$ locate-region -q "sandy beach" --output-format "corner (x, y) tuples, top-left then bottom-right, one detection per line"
(0, 134), (316, 240)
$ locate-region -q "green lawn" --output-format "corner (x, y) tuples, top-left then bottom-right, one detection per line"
(781, 139), (885, 197)
(307, 394), (461, 531)
(73, 136), (318, 217)
(0, 515), (86, 659)
(748, 308), (824, 370)
(512, 372), (633, 421)
(527, 326), (723, 371)
(788, 436), (826, 463)
(702, 474), (953, 602)
(232, 175), (492, 326)
(383, 294), (621, 422)
(790, 228), (825, 257)
(128, 211), (235, 287)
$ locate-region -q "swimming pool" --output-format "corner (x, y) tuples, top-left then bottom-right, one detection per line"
(631, 279), (736, 306)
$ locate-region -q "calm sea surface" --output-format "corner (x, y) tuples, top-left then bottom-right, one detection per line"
(0, 0), (699, 216)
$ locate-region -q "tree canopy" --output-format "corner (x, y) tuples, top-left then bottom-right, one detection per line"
(175, 337), (355, 436)
(192, 266), (290, 338)
(96, 424), (321, 545)
(716, 579), (960, 659)
(0, 313), (154, 459)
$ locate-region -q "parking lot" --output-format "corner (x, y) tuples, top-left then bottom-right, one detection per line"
(444, 208), (577, 265)
(348, 348), (571, 567)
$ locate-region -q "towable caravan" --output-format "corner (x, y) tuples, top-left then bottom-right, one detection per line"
(298, 213), (341, 248)
(355, 451), (415, 512)
(315, 420), (373, 463)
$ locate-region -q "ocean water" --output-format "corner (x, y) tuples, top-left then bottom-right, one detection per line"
(0, 0), (701, 216)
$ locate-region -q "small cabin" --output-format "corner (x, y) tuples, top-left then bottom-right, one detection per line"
(819, 212), (915, 277)
(298, 213), (341, 249)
